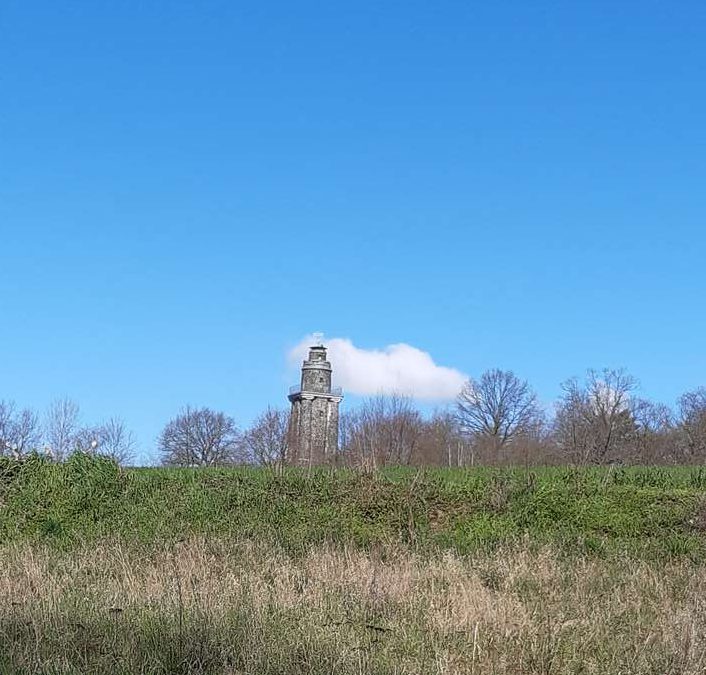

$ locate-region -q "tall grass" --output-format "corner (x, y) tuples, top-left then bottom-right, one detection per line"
(2, 455), (706, 673)
(2, 538), (706, 674)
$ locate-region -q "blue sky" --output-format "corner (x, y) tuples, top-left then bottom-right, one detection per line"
(1, 1), (705, 463)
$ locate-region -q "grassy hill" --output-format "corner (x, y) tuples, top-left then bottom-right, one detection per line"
(2, 453), (705, 559)
(3, 455), (706, 674)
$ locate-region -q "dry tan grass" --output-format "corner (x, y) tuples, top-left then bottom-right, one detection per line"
(1, 539), (706, 674)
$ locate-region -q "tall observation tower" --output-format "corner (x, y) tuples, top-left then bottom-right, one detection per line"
(287, 335), (343, 465)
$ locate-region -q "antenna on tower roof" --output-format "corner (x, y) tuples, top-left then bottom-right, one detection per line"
(312, 332), (324, 346)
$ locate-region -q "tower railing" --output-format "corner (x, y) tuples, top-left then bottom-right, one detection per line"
(289, 385), (343, 396)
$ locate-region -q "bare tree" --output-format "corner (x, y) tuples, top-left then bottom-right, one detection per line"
(676, 387), (706, 462)
(241, 407), (289, 466)
(0, 401), (40, 459)
(72, 425), (102, 454)
(339, 409), (363, 466)
(93, 417), (137, 465)
(42, 399), (136, 464)
(493, 414), (557, 467)
(69, 418), (136, 465)
(158, 406), (241, 467)
(44, 398), (81, 461)
(456, 369), (543, 459)
(628, 397), (675, 464)
(414, 410), (467, 467)
(340, 394), (423, 469)
(0, 402), (11, 455)
(554, 369), (637, 464)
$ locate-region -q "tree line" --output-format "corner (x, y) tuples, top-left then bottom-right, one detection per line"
(3, 368), (705, 467)
(338, 369), (706, 467)
(0, 398), (136, 464)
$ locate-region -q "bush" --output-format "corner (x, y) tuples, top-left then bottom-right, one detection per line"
(0, 458), (704, 560)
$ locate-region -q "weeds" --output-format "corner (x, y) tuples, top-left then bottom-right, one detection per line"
(1, 539), (706, 674)
(1, 456), (704, 560)
(1, 457), (706, 672)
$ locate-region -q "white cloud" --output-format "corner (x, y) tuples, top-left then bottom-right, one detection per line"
(288, 335), (467, 401)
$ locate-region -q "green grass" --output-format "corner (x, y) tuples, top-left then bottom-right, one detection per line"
(3, 455), (706, 673)
(2, 454), (705, 560)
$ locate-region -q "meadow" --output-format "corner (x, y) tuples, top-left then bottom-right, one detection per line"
(1, 454), (706, 674)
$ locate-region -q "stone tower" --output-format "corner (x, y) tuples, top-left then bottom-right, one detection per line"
(288, 340), (343, 465)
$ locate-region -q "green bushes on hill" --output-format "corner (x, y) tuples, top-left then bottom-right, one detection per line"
(1, 454), (705, 559)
